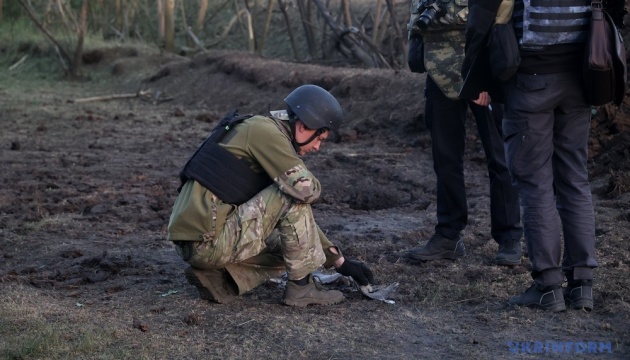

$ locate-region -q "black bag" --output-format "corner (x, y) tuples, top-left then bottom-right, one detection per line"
(407, 36), (426, 74)
(583, 1), (627, 106)
(487, 21), (520, 81)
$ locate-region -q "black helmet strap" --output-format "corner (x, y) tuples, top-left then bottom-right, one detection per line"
(288, 115), (326, 152)
(295, 128), (325, 147)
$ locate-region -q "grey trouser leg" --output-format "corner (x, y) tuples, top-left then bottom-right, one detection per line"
(503, 72), (598, 287)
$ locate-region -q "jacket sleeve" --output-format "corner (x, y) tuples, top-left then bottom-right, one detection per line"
(246, 119), (322, 203)
(461, 0), (502, 77)
(273, 164), (321, 203)
(318, 226), (343, 268)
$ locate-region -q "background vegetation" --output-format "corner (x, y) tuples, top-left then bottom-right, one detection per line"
(0, 0), (411, 78)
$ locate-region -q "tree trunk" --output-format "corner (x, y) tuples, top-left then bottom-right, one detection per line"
(194, 0), (209, 36)
(256, 0), (275, 55)
(296, 0), (316, 59)
(385, 0), (405, 68)
(115, 0), (122, 33)
(278, 0), (301, 61)
(243, 0), (259, 52)
(372, 0), (384, 43)
(157, 0), (165, 42)
(342, 0), (351, 28)
(177, 0), (190, 47)
(71, 0), (88, 77)
(0, 0), (3, 23)
(123, 0), (136, 39)
(164, 0), (176, 52)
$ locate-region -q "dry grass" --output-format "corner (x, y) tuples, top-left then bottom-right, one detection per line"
(0, 286), (118, 359)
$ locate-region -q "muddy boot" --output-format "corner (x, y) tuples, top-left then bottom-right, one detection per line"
(282, 275), (345, 308)
(407, 233), (465, 261)
(564, 280), (593, 311)
(508, 283), (566, 312)
(495, 238), (523, 266)
(185, 267), (237, 304)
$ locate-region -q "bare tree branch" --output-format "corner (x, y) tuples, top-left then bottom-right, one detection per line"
(278, 0), (301, 61)
(70, 0), (88, 77)
(385, 0), (406, 67)
(16, 0), (71, 73)
(312, 0), (378, 67)
(187, 26), (207, 52)
(9, 55), (29, 71)
(68, 90), (152, 104)
(297, 0), (316, 59)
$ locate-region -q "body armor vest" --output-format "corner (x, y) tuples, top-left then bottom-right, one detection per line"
(179, 111), (273, 205)
(514, 0), (591, 50)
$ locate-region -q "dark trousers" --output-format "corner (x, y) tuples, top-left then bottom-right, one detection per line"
(503, 72), (598, 287)
(424, 76), (522, 245)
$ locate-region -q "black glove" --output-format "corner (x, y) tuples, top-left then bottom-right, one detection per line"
(336, 259), (375, 286)
(407, 36), (426, 74)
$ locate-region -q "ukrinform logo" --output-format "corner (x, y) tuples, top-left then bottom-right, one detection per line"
(507, 341), (613, 354)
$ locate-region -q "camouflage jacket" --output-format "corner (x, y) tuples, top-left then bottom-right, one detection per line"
(167, 115), (340, 265)
(408, 0), (469, 99)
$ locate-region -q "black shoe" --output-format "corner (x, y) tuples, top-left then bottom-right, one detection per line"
(508, 283), (566, 312)
(495, 238), (522, 266)
(564, 281), (593, 311)
(407, 233), (465, 261)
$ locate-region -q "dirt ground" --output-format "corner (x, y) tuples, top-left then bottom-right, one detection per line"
(1, 48), (629, 359)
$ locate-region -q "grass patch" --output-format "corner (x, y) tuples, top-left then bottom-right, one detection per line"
(20, 213), (83, 234)
(0, 285), (154, 360)
(0, 287), (107, 359)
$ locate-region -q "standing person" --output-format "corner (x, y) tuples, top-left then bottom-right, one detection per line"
(405, 0), (523, 265)
(463, 0), (599, 312)
(167, 84), (374, 307)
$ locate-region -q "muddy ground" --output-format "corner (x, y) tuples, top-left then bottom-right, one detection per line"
(1, 48), (629, 359)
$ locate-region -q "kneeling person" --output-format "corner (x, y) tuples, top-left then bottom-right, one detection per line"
(168, 84), (374, 307)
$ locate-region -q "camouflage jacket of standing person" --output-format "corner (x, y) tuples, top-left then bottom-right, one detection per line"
(407, 0), (469, 99)
(167, 114), (342, 268)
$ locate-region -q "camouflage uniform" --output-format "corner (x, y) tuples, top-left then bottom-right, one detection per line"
(168, 115), (341, 295)
(408, 0), (468, 99)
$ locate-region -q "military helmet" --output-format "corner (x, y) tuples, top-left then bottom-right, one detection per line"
(284, 84), (343, 132)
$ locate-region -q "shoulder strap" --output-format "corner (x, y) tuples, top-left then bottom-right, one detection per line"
(177, 110), (253, 192)
(207, 109), (254, 143)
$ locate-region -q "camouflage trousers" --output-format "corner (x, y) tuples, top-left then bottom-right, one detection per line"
(179, 185), (326, 294)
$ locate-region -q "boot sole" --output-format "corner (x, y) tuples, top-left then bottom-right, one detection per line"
(510, 300), (567, 312)
(566, 299), (593, 311)
(494, 257), (522, 266)
(535, 301), (566, 312)
(408, 251), (465, 261)
(185, 268), (236, 304)
(283, 295), (345, 308)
